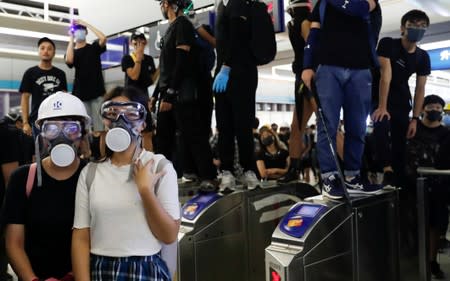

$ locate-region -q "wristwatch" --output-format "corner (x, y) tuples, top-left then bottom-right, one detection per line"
(411, 116), (420, 121)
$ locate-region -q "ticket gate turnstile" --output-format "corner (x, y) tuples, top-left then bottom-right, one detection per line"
(265, 190), (399, 281)
(177, 182), (319, 281)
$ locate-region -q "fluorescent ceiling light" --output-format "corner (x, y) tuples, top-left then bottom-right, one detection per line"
(0, 27), (70, 41)
(106, 43), (123, 51)
(420, 40), (450, 50)
(0, 47), (64, 59)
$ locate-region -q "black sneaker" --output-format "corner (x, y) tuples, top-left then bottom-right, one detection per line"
(322, 174), (345, 200)
(430, 260), (445, 279)
(277, 169), (298, 184)
(345, 175), (383, 195)
(382, 171), (395, 187)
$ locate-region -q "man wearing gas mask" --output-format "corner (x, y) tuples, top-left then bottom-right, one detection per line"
(371, 10), (431, 188)
(404, 95), (449, 279)
(2, 92), (90, 281)
(155, 0), (218, 190)
(65, 19), (107, 134)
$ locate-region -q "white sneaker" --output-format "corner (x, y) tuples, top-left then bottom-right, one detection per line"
(220, 170), (236, 190)
(241, 170), (261, 190)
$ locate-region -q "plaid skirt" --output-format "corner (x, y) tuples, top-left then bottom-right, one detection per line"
(91, 254), (171, 281)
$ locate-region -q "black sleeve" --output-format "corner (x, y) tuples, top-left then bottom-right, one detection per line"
(175, 18), (195, 47)
(65, 53), (74, 69)
(256, 150), (265, 161)
(152, 81), (160, 99)
(121, 55), (134, 72)
(417, 50), (431, 76)
(1, 129), (20, 164)
(221, 0), (248, 66)
(1, 166), (29, 226)
(19, 69), (33, 93)
(60, 70), (68, 91)
(169, 19), (195, 90)
(436, 131), (450, 169)
(309, 0), (320, 22)
(93, 40), (107, 55)
(148, 56), (156, 75)
(376, 37), (393, 58)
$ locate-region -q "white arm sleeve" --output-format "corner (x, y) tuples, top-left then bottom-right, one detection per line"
(73, 165), (91, 229)
(156, 163), (180, 220)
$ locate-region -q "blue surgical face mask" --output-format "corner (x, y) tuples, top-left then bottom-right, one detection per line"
(74, 29), (87, 43)
(406, 27), (426, 43)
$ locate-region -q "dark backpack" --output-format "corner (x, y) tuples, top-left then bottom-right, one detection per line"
(248, 0), (277, 65)
(194, 25), (216, 75)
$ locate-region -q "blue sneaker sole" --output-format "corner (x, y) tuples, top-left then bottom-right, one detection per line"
(346, 187), (383, 194)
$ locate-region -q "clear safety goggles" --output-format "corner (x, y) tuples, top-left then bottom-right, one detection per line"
(41, 120), (82, 141)
(101, 101), (147, 122)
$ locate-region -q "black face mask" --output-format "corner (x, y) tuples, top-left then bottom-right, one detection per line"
(425, 110), (443, 122)
(261, 136), (274, 146)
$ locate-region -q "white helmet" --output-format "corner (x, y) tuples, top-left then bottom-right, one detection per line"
(35, 92), (91, 128)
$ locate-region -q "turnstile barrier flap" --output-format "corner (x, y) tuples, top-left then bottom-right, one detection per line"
(181, 192), (222, 221)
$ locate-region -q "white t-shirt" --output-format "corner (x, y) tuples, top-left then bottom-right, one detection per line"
(73, 151), (180, 257)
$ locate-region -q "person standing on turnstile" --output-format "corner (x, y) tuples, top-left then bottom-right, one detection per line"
(371, 10), (431, 188)
(301, 0), (383, 199)
(155, 0), (218, 190)
(277, 0), (316, 184)
(213, 0), (262, 190)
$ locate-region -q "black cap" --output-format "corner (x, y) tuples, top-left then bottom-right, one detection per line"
(131, 32), (146, 41)
(37, 37), (55, 49)
(423, 95), (445, 108)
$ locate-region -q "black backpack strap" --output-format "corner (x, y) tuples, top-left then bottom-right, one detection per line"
(155, 158), (170, 195)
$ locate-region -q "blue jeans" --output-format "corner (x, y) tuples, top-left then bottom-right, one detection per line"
(315, 65), (372, 178)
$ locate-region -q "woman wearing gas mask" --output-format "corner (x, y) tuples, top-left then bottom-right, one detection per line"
(72, 86), (180, 281)
(2, 92), (89, 281)
(256, 127), (290, 180)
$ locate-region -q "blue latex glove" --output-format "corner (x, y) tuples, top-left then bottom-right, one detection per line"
(213, 65), (231, 93)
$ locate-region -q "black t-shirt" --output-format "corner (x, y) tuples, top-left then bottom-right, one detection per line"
(19, 66), (67, 124)
(1, 161), (86, 279)
(159, 15), (196, 90)
(215, 0), (255, 70)
(257, 148), (289, 169)
(121, 54), (156, 93)
(288, 18), (306, 74)
(436, 130), (450, 169)
(0, 121), (20, 209)
(377, 38), (431, 111)
(66, 42), (106, 101)
(405, 122), (449, 183)
(310, 0), (376, 69)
